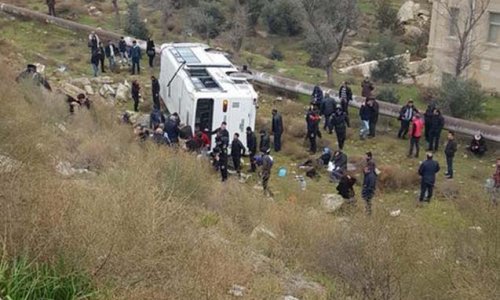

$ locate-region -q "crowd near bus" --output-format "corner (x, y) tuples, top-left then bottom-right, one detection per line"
(15, 30), (500, 214)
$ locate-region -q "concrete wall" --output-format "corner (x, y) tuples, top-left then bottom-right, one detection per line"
(428, 0), (500, 91)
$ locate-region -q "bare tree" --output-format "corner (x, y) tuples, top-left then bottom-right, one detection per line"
(436, 0), (491, 77)
(226, 0), (249, 55)
(298, 0), (358, 86)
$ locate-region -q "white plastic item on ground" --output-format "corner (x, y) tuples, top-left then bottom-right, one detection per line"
(228, 284), (246, 297)
(390, 209), (401, 217)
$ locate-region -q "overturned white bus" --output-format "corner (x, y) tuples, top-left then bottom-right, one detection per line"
(158, 43), (258, 149)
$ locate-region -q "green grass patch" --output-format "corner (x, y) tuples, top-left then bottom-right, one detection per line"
(0, 256), (97, 300)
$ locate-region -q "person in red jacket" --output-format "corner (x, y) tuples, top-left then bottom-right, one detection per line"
(408, 114), (424, 158)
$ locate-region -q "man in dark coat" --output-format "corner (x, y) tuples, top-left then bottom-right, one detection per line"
(271, 109), (284, 152)
(151, 76), (160, 110)
(46, 0), (56, 16)
(165, 115), (180, 145)
(428, 108), (444, 151)
(320, 93), (336, 132)
(90, 50), (100, 77)
(424, 104), (435, 145)
(146, 38), (156, 68)
(337, 174), (357, 203)
(312, 85), (323, 106)
(246, 127), (257, 172)
(131, 80), (141, 112)
(214, 146), (229, 182)
(259, 129), (271, 154)
(418, 152), (440, 203)
(211, 122), (230, 148)
(338, 81), (353, 118)
(330, 150), (348, 181)
(398, 100), (417, 139)
(444, 131), (457, 179)
(367, 98), (379, 138)
(231, 133), (245, 177)
(330, 107), (348, 150)
(362, 163), (377, 215)
(359, 101), (371, 140)
(118, 37), (128, 65)
(98, 42), (106, 73)
(261, 149), (274, 197)
(129, 40), (142, 75)
(306, 106), (321, 153)
(149, 108), (165, 130)
(361, 77), (374, 98)
(104, 41), (118, 71)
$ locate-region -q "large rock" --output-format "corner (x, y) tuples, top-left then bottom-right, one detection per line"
(56, 161), (89, 176)
(250, 224), (277, 240)
(70, 77), (91, 87)
(99, 84), (116, 98)
(60, 82), (86, 98)
(398, 0), (420, 23)
(115, 83), (129, 102)
(321, 194), (344, 213)
(91, 76), (114, 84)
(404, 25), (424, 39)
(84, 85), (94, 95)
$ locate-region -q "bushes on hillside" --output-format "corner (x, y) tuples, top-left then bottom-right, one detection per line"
(262, 0), (303, 36)
(437, 76), (487, 118)
(187, 1), (226, 40)
(367, 33), (407, 83)
(124, 1), (150, 40)
(375, 0), (400, 33)
(376, 87), (400, 104)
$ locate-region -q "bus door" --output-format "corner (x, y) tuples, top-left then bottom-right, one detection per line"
(195, 98), (214, 134)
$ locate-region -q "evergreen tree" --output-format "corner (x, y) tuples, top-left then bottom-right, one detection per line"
(124, 1), (150, 40)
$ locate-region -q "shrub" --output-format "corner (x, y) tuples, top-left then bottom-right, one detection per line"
(375, 0), (399, 33)
(124, 1), (150, 39)
(376, 87), (400, 104)
(437, 76), (487, 118)
(367, 33), (407, 83)
(262, 0), (303, 36)
(187, 1), (226, 40)
(377, 165), (420, 191)
(268, 47), (284, 61)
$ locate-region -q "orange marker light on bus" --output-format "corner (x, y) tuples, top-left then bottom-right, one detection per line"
(223, 99), (229, 112)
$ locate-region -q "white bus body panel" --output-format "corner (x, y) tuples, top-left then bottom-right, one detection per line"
(158, 43), (258, 149)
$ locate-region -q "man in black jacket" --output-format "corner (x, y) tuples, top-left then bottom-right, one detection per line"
(362, 163), (377, 215)
(428, 108), (444, 151)
(330, 107), (348, 150)
(231, 133), (245, 177)
(337, 174), (357, 204)
(246, 127), (257, 172)
(271, 109), (284, 152)
(104, 41), (118, 71)
(321, 93), (336, 132)
(118, 37), (128, 65)
(151, 76), (160, 110)
(418, 152), (440, 203)
(306, 107), (321, 153)
(398, 100), (417, 139)
(330, 150), (348, 181)
(98, 42), (106, 73)
(424, 104), (435, 145)
(444, 131), (457, 179)
(259, 129), (271, 154)
(211, 122), (230, 148)
(367, 98), (379, 138)
(338, 81), (353, 117)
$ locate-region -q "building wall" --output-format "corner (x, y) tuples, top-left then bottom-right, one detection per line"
(427, 0), (500, 91)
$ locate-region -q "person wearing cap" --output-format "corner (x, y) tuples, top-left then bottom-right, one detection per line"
(444, 131), (457, 179)
(231, 133), (246, 177)
(330, 106), (348, 150)
(468, 133), (487, 156)
(246, 127), (257, 172)
(259, 129), (271, 154)
(362, 162), (377, 215)
(271, 109), (284, 152)
(418, 152), (440, 203)
(261, 149), (274, 197)
(129, 40), (142, 75)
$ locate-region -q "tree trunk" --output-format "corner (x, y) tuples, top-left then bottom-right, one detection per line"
(455, 43), (465, 77)
(325, 64), (334, 86)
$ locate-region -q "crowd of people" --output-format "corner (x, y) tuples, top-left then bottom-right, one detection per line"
(87, 32), (157, 77)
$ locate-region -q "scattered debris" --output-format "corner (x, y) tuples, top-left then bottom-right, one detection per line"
(228, 284), (246, 297)
(283, 296), (299, 300)
(390, 209), (401, 217)
(469, 226), (482, 232)
(0, 155), (21, 173)
(250, 225), (277, 240)
(99, 84), (116, 98)
(56, 123), (67, 133)
(56, 161), (90, 176)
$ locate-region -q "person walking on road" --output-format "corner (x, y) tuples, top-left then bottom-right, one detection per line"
(271, 109), (284, 152)
(418, 152), (440, 203)
(444, 131), (457, 179)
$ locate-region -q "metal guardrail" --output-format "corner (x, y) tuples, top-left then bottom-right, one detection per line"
(1, 2), (499, 142)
